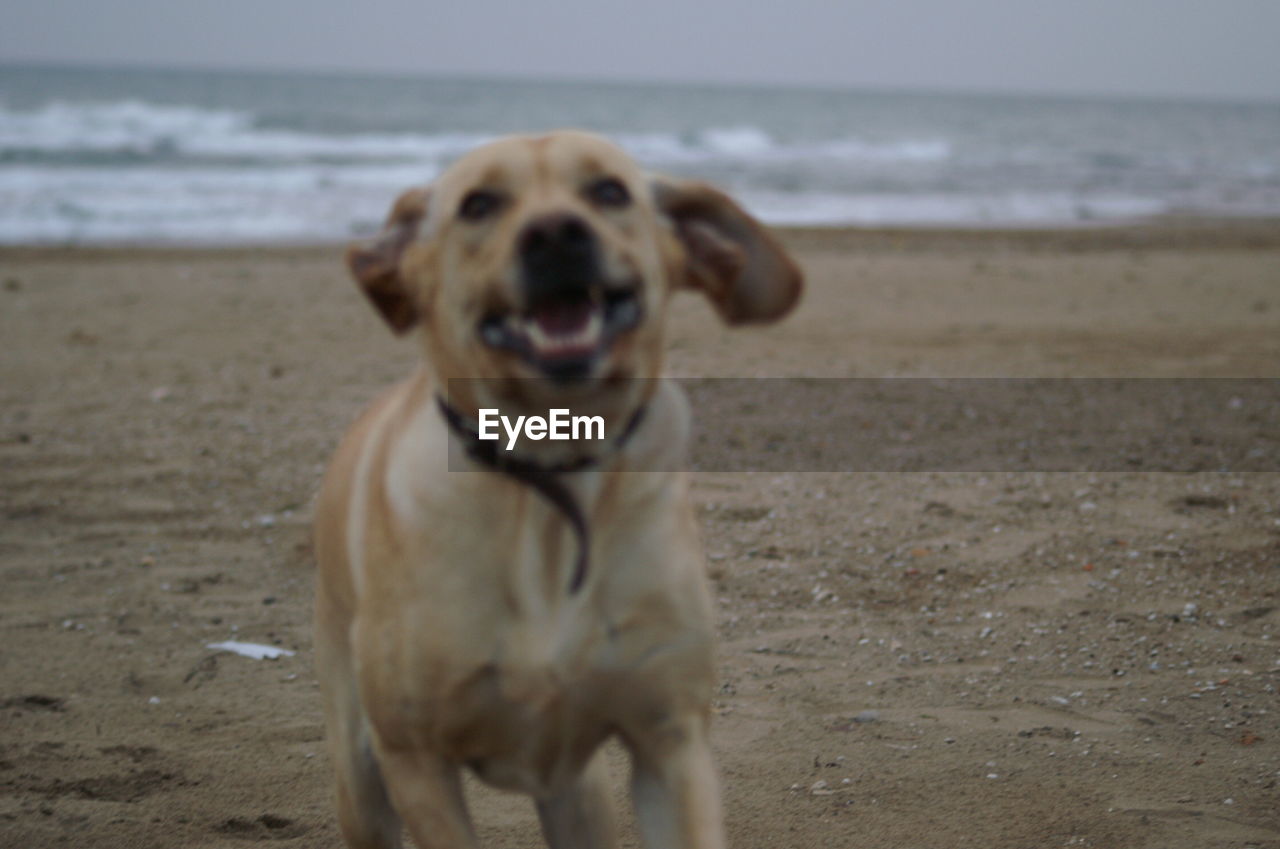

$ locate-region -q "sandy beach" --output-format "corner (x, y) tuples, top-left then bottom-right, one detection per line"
(2, 221), (1279, 848)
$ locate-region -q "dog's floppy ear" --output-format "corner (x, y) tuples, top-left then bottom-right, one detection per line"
(346, 186), (430, 334)
(652, 176), (802, 324)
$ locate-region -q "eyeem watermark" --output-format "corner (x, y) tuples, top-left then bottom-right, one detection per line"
(478, 408), (605, 451)
(448, 378), (1280, 471)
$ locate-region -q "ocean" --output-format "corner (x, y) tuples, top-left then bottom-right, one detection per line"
(2, 63), (1278, 244)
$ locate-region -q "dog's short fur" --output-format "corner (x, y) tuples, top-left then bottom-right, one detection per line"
(314, 131), (801, 849)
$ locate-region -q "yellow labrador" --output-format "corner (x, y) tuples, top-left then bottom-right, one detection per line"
(314, 130), (801, 849)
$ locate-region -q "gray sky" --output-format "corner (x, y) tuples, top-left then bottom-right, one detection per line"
(5, 0), (1280, 101)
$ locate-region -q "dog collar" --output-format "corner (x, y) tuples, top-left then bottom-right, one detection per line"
(435, 396), (647, 594)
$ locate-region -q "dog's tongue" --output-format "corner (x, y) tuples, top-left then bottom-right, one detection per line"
(524, 298), (603, 359)
(531, 300), (594, 337)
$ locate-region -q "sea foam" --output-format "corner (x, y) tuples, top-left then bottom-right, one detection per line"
(1, 81), (1277, 244)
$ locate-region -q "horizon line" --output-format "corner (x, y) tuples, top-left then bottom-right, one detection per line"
(3, 55), (1278, 108)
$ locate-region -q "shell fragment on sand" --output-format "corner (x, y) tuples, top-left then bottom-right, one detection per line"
(207, 640), (295, 660)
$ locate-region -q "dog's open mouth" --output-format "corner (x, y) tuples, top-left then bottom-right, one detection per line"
(479, 286), (643, 380)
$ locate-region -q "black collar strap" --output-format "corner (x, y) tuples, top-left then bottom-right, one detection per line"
(435, 396), (647, 594)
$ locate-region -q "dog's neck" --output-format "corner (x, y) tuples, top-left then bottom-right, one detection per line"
(434, 396), (647, 594)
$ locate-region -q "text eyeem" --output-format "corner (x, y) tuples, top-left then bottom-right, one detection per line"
(477, 409), (605, 451)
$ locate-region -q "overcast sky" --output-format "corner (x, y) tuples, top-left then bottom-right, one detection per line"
(5, 0), (1279, 101)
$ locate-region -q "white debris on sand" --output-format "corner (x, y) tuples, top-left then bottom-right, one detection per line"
(207, 640), (295, 660)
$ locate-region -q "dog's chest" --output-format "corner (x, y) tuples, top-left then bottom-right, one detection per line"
(366, 608), (647, 795)
(445, 645), (612, 794)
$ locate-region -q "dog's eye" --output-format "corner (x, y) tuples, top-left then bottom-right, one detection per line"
(458, 190), (503, 222)
(586, 177), (630, 208)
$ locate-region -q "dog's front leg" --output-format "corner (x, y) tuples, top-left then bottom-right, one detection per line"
(536, 750), (618, 849)
(629, 714), (725, 849)
(374, 746), (478, 849)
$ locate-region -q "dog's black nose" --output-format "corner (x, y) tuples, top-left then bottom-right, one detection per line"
(519, 213), (599, 303)
(519, 213), (595, 269)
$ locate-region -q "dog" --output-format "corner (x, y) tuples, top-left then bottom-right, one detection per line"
(314, 130), (801, 849)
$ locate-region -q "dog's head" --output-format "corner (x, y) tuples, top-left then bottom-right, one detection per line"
(347, 131), (801, 414)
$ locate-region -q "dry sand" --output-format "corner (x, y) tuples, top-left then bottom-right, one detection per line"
(2, 221), (1279, 848)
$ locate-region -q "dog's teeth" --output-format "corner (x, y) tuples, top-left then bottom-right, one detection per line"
(526, 322), (552, 349)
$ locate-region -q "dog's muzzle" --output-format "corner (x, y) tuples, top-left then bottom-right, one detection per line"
(478, 213), (642, 381)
